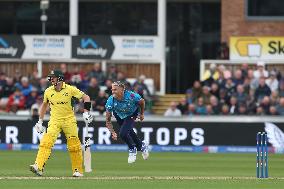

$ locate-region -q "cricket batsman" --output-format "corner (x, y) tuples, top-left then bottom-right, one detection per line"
(105, 81), (149, 164)
(29, 70), (93, 177)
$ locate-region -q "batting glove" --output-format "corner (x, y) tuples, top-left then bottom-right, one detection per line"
(83, 112), (93, 124)
(35, 119), (46, 134)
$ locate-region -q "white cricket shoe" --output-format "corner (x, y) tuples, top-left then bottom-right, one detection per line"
(30, 163), (43, 176)
(73, 170), (84, 177)
(141, 141), (149, 160)
(128, 147), (137, 164)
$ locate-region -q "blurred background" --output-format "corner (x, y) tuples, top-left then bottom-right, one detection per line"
(1, 0), (284, 152)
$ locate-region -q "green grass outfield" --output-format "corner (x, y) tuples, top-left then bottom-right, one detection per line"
(1, 151), (284, 189)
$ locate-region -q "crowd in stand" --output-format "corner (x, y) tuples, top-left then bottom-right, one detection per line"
(2, 60), (284, 117)
(0, 63), (152, 117)
(164, 61), (284, 116)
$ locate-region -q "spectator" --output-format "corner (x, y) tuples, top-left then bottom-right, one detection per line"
(60, 63), (71, 83)
(93, 91), (108, 115)
(270, 91), (279, 106)
(13, 69), (22, 83)
(104, 79), (113, 97)
(195, 97), (207, 115)
(215, 65), (227, 88)
(106, 65), (118, 81)
(30, 105), (39, 121)
(210, 82), (219, 99)
(0, 72), (6, 87)
(133, 74), (151, 99)
(25, 87), (38, 109)
(217, 64), (231, 81)
(219, 88), (229, 106)
(259, 96), (271, 115)
(254, 77), (271, 102)
(186, 89), (193, 104)
(232, 69), (243, 86)
(86, 77), (100, 101)
(238, 103), (248, 115)
(256, 106), (265, 115)
(70, 66), (83, 89)
(234, 84), (248, 105)
(78, 74), (90, 93)
(248, 69), (259, 90)
(220, 104), (229, 115)
(29, 69), (41, 88)
(223, 78), (236, 98)
(202, 63), (219, 81)
(279, 79), (284, 97)
(6, 88), (26, 113)
(88, 63), (105, 85)
(188, 104), (196, 116)
(200, 85), (212, 105)
(275, 69), (282, 81)
(30, 96), (43, 121)
(265, 70), (279, 92)
(192, 80), (202, 102)
(37, 78), (48, 96)
(240, 63), (249, 78)
(229, 96), (238, 115)
(247, 89), (257, 115)
(209, 96), (220, 115)
(15, 76), (33, 97)
(202, 63), (219, 86)
(253, 61), (268, 79)
(164, 101), (182, 117)
(0, 77), (15, 112)
(0, 77), (15, 98)
(243, 77), (251, 95)
(30, 96), (43, 115)
(276, 97), (284, 115)
(206, 105), (213, 115)
(177, 97), (188, 115)
(269, 106), (278, 115)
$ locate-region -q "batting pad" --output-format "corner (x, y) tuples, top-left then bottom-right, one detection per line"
(35, 133), (55, 170)
(67, 136), (83, 173)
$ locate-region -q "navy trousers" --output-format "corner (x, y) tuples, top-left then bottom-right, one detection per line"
(113, 110), (142, 151)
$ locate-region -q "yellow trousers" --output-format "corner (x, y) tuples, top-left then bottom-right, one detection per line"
(34, 117), (83, 173)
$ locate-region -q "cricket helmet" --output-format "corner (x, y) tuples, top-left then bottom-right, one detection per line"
(47, 70), (64, 82)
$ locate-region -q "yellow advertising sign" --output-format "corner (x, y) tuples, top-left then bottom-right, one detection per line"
(230, 37), (284, 60)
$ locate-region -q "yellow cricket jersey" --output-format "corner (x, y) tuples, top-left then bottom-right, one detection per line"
(43, 82), (84, 120)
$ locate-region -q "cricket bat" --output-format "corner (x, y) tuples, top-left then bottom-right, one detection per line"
(84, 122), (92, 172)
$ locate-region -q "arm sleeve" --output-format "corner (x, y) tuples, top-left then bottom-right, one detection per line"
(70, 86), (85, 99)
(105, 96), (113, 112)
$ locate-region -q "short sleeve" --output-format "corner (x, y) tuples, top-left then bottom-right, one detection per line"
(43, 90), (48, 103)
(70, 86), (84, 99)
(133, 92), (142, 102)
(105, 96), (114, 112)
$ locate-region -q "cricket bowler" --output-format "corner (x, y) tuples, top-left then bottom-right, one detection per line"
(105, 81), (149, 164)
(29, 70), (93, 177)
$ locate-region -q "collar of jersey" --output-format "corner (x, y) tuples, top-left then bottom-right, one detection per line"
(52, 82), (66, 91)
(113, 91), (127, 102)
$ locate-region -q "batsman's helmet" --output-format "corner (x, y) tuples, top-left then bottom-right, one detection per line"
(48, 70), (64, 82)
